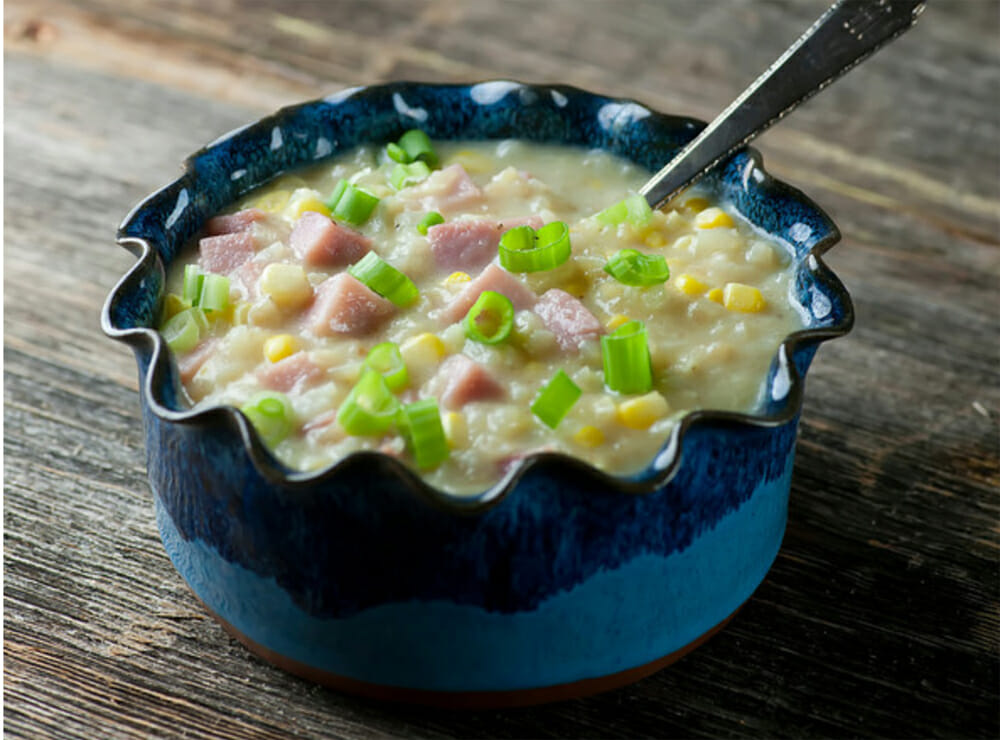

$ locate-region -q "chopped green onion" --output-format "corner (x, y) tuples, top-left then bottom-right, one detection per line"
(161, 308), (202, 353)
(417, 211), (444, 236)
(327, 179), (379, 225)
(464, 290), (514, 345)
(530, 370), (582, 429)
(240, 391), (295, 447)
(198, 273), (230, 313)
(601, 320), (653, 394)
(363, 341), (408, 392)
(337, 369), (400, 436)
(603, 249), (670, 287)
(189, 306), (209, 333)
(348, 252), (419, 307)
(498, 221), (572, 273)
(397, 129), (438, 168)
(398, 398), (449, 469)
(595, 194), (653, 228)
(182, 265), (204, 304)
(390, 161), (432, 190)
(386, 142), (410, 164)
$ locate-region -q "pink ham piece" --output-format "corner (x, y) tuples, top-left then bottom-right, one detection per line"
(427, 216), (544, 272)
(533, 289), (605, 351)
(230, 258), (268, 301)
(177, 338), (218, 384)
(204, 208), (266, 236)
(257, 352), (324, 393)
(403, 164), (484, 215)
(198, 231), (256, 274)
(306, 273), (395, 337)
(441, 264), (537, 324)
(289, 211), (372, 268)
(436, 355), (505, 410)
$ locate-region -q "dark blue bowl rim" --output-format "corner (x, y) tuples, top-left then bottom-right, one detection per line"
(101, 80), (854, 512)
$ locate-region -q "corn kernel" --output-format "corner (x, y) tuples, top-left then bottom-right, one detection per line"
(162, 293), (191, 321)
(683, 196), (711, 213)
(644, 231), (667, 248)
(445, 271), (471, 286)
(606, 314), (631, 331)
(251, 189), (292, 214)
(616, 392), (670, 430)
(707, 288), (724, 304)
(400, 332), (447, 374)
(723, 283), (767, 313)
(695, 207), (735, 229)
(573, 425), (605, 447)
(285, 189), (331, 220)
(263, 334), (299, 363)
(674, 273), (708, 296)
(442, 412), (468, 449)
(259, 263), (313, 310)
(450, 149), (494, 174)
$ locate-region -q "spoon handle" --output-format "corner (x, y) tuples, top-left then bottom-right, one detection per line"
(640, 0), (925, 210)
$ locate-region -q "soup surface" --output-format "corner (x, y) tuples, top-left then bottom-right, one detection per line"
(160, 138), (803, 494)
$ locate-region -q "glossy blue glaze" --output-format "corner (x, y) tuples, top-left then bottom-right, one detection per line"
(103, 81), (853, 698)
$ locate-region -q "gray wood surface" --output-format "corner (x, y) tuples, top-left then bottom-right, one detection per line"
(5, 0), (998, 737)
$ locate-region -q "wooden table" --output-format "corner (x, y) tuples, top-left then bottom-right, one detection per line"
(5, 1), (998, 736)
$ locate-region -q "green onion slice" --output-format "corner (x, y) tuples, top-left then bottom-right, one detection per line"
(397, 129), (438, 168)
(530, 370), (582, 429)
(601, 320), (653, 394)
(161, 308), (202, 354)
(417, 211), (444, 236)
(182, 264), (204, 304)
(363, 341), (409, 392)
(199, 273), (230, 313)
(386, 142), (410, 164)
(348, 252), (419, 308)
(337, 369), (401, 436)
(398, 398), (449, 469)
(603, 249), (670, 286)
(390, 161), (432, 190)
(498, 221), (572, 273)
(328, 179), (379, 225)
(241, 391), (295, 447)
(464, 290), (514, 345)
(595, 194), (653, 228)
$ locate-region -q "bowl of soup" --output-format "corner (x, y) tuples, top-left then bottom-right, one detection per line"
(102, 81), (852, 707)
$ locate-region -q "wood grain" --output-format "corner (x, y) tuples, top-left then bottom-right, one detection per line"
(4, 0), (998, 737)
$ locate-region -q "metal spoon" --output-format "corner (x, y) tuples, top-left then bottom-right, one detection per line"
(641, 0), (925, 210)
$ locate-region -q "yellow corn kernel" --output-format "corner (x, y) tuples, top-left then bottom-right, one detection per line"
(674, 273), (708, 296)
(285, 189), (331, 220)
(162, 293), (191, 321)
(562, 276), (589, 298)
(264, 334), (299, 363)
(442, 412), (468, 449)
(450, 149), (494, 174)
(573, 425), (605, 448)
(723, 283), (767, 313)
(683, 196), (710, 213)
(259, 263), (313, 310)
(400, 332), (447, 373)
(644, 231), (667, 248)
(251, 189), (292, 214)
(707, 287), (724, 304)
(606, 314), (632, 331)
(231, 302), (251, 325)
(695, 207), (735, 229)
(445, 271), (471, 286)
(616, 392), (670, 430)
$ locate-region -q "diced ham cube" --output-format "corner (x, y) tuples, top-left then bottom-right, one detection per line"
(306, 273), (395, 337)
(427, 216), (544, 272)
(441, 264), (537, 324)
(435, 355), (505, 410)
(289, 211), (372, 268)
(204, 208), (266, 236)
(257, 352), (324, 393)
(402, 164), (484, 215)
(198, 231), (256, 274)
(177, 338), (218, 384)
(533, 289), (605, 351)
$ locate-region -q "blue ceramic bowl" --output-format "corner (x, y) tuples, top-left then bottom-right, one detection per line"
(103, 81), (852, 707)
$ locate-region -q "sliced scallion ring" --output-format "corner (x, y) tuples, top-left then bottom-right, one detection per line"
(603, 249), (670, 287)
(396, 129), (438, 168)
(327, 179), (379, 225)
(182, 264), (204, 305)
(161, 308), (202, 354)
(530, 370), (582, 429)
(390, 161), (432, 190)
(498, 221), (572, 273)
(336, 369), (401, 436)
(363, 341), (409, 392)
(416, 211), (444, 236)
(198, 273), (230, 313)
(601, 320), (653, 394)
(241, 391), (295, 447)
(464, 290), (514, 345)
(595, 193), (653, 228)
(398, 398), (449, 469)
(348, 252), (419, 308)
